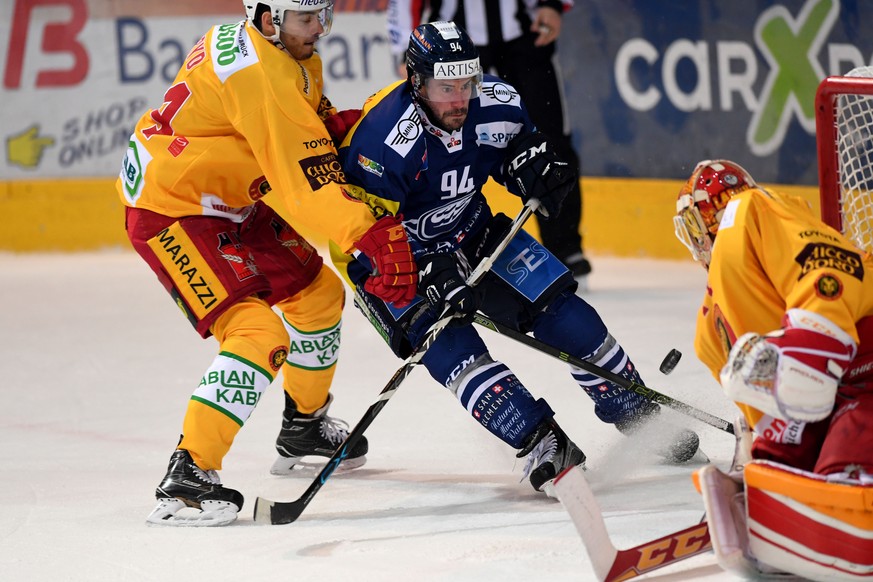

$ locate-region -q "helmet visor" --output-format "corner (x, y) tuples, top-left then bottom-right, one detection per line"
(280, 5), (333, 37)
(420, 74), (482, 103)
(673, 202), (713, 266)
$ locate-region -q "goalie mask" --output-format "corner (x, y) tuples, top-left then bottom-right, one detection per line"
(406, 21), (482, 104)
(243, 0), (334, 42)
(673, 159), (756, 269)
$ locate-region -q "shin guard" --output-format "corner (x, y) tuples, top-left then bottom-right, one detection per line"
(448, 354), (553, 448)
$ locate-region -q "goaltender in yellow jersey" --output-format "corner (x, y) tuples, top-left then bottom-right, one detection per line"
(692, 176), (873, 453)
(673, 159), (873, 580)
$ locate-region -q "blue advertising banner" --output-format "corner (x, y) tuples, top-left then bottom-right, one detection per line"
(557, 0), (872, 184)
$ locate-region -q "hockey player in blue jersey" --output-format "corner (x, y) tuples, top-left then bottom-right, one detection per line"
(336, 21), (700, 491)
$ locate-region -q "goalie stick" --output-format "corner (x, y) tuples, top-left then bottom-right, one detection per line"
(550, 465), (712, 581)
(253, 201), (539, 525)
(473, 313), (735, 435)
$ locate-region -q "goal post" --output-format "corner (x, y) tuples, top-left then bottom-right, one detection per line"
(815, 67), (873, 255)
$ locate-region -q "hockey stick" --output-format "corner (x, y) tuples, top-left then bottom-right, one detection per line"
(473, 314), (735, 435)
(551, 465), (712, 581)
(253, 201), (539, 525)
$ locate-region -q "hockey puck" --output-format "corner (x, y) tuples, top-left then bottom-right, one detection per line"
(659, 348), (682, 375)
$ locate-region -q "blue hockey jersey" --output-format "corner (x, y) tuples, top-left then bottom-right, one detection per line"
(337, 74), (535, 285)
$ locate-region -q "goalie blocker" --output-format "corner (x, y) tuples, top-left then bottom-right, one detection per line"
(695, 460), (873, 581)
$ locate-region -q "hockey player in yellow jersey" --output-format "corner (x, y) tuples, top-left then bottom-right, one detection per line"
(673, 159), (873, 579)
(117, 0), (418, 526)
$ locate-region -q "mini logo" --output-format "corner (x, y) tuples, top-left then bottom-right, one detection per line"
(386, 105), (421, 157)
(481, 83), (518, 104)
(392, 119), (420, 144)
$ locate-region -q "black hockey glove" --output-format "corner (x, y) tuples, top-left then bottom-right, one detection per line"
(418, 253), (477, 326)
(504, 131), (577, 220)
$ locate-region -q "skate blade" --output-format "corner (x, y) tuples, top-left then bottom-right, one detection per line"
(270, 454), (367, 476)
(146, 498), (239, 527)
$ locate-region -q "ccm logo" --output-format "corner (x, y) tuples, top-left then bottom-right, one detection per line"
(509, 143), (546, 171)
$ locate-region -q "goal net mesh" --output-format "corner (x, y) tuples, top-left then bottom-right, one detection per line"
(828, 66), (873, 254)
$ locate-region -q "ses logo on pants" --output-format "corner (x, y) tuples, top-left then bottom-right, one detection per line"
(506, 244), (549, 284)
(493, 235), (564, 304)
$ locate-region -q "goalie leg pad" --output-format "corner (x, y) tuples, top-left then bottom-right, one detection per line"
(694, 464), (761, 578)
(745, 460), (873, 580)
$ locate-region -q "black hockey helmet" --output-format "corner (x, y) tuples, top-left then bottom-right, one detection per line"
(406, 21), (482, 101)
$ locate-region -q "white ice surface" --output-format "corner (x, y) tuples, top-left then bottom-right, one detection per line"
(1, 251), (747, 581)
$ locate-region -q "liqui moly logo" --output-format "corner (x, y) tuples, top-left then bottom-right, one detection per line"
(434, 58), (480, 79)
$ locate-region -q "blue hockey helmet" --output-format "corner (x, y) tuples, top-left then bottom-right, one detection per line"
(406, 21), (482, 102)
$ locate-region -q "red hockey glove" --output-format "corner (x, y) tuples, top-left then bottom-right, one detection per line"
(355, 216), (418, 307)
(323, 109), (362, 146)
(720, 309), (856, 422)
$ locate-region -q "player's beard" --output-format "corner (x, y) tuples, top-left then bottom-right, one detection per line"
(437, 107), (468, 132)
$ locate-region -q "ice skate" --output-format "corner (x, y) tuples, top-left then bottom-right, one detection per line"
(518, 418), (587, 492)
(616, 402), (701, 464)
(271, 394), (368, 475)
(146, 449), (243, 527)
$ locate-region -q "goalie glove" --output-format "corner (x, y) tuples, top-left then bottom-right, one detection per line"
(418, 253), (476, 326)
(720, 309), (857, 423)
(354, 216), (418, 307)
(504, 131), (576, 220)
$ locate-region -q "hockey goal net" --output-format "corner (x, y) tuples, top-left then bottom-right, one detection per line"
(815, 66), (873, 255)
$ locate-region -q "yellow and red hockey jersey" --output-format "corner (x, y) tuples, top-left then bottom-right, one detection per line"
(116, 19), (373, 253)
(694, 186), (873, 430)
